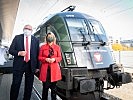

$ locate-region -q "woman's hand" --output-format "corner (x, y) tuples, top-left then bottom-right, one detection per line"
(45, 58), (55, 63)
(49, 58), (55, 63)
(45, 58), (51, 63)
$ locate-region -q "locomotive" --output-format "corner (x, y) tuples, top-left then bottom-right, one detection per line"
(34, 6), (132, 100)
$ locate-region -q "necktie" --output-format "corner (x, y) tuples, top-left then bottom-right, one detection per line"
(25, 36), (29, 62)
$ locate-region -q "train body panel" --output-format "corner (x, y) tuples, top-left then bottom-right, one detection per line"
(36, 11), (114, 69)
(34, 9), (132, 99)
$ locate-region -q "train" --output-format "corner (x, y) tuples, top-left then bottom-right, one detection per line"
(34, 6), (132, 100)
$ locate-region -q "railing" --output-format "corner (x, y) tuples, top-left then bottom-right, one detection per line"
(113, 51), (133, 67)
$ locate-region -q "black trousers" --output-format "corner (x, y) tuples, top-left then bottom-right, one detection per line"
(42, 67), (57, 100)
(10, 61), (34, 100)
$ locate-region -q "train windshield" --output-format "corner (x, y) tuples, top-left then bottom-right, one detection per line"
(87, 19), (107, 42)
(66, 18), (107, 42)
(66, 18), (90, 42)
(88, 19), (105, 35)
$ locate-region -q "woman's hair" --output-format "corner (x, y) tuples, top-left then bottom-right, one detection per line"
(45, 32), (56, 44)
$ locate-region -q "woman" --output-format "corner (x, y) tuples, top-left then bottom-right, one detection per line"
(38, 32), (62, 100)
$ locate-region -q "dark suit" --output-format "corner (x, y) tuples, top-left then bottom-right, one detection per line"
(9, 34), (39, 100)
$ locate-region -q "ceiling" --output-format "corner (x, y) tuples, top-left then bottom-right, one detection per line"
(0, 0), (20, 43)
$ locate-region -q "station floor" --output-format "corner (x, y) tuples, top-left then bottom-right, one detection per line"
(0, 74), (61, 100)
(0, 74), (40, 100)
(0, 60), (62, 100)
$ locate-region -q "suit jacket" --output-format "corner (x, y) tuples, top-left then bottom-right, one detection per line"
(38, 43), (62, 82)
(9, 34), (39, 73)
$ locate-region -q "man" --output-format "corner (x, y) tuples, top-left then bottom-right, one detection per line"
(9, 24), (39, 100)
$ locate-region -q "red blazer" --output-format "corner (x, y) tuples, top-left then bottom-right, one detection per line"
(38, 43), (62, 82)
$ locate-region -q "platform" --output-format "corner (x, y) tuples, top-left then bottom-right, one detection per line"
(0, 60), (13, 73)
(0, 60), (62, 100)
(0, 74), (62, 100)
(0, 74), (39, 100)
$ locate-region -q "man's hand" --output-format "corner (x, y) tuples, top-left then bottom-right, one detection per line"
(35, 69), (39, 73)
(18, 51), (27, 56)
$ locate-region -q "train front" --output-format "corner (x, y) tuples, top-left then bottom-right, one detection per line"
(55, 12), (132, 99)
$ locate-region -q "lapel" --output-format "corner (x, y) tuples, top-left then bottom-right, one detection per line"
(20, 34), (24, 50)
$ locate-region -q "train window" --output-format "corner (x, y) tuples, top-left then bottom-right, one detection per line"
(40, 27), (47, 43)
(88, 20), (105, 35)
(87, 19), (108, 42)
(65, 18), (91, 42)
(34, 30), (40, 40)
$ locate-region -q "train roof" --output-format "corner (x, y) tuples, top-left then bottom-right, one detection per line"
(56, 11), (95, 19)
(38, 11), (97, 29)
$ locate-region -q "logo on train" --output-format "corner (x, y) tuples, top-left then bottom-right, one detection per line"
(93, 52), (102, 62)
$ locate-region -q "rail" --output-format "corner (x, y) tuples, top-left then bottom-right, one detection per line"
(33, 85), (42, 100)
